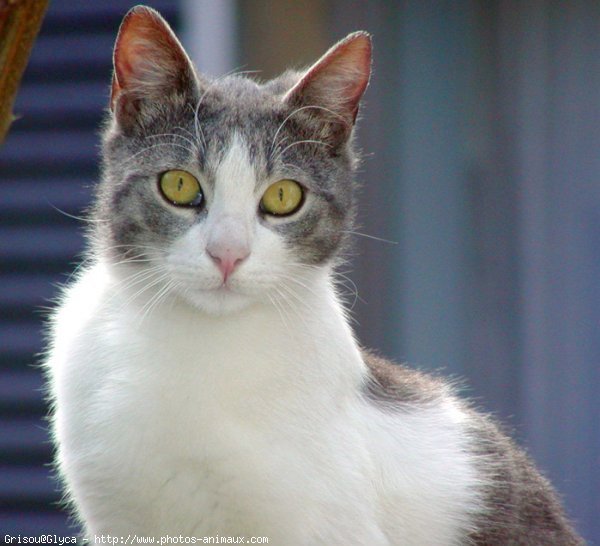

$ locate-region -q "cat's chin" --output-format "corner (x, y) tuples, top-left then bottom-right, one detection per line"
(177, 286), (255, 315)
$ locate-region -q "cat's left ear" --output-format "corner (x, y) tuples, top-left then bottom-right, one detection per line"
(283, 31), (372, 145)
(110, 6), (198, 128)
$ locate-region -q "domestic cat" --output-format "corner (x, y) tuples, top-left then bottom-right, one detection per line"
(44, 5), (584, 545)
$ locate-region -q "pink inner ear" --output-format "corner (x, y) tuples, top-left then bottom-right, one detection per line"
(285, 32), (372, 123)
(110, 6), (190, 110)
(110, 74), (120, 110)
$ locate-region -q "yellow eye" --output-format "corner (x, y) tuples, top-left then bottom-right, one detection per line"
(159, 170), (203, 206)
(260, 179), (304, 216)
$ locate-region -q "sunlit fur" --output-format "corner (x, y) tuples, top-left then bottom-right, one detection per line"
(47, 243), (484, 544)
(45, 6), (584, 545)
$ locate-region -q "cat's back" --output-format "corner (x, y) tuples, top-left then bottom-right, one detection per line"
(361, 352), (584, 545)
(359, 352), (484, 543)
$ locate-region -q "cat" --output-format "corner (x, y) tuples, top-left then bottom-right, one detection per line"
(44, 5), (585, 545)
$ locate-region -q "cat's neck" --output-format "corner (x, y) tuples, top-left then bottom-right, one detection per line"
(100, 260), (366, 407)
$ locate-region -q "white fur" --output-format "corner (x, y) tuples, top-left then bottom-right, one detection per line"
(46, 138), (486, 545)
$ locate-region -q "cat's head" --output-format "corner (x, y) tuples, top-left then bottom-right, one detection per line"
(93, 5), (371, 314)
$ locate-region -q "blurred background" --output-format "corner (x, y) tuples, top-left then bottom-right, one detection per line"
(0, 0), (598, 542)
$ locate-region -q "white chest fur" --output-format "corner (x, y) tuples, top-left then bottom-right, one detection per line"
(46, 263), (483, 545)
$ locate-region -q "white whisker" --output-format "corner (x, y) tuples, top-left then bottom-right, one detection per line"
(122, 142), (196, 166)
(146, 132), (198, 151)
(271, 139), (332, 165)
(118, 270), (170, 311)
(267, 292), (292, 334)
(341, 230), (398, 245)
(137, 278), (177, 325)
(269, 104), (348, 161)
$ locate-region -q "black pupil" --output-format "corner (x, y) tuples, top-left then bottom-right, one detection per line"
(177, 177), (184, 192)
(278, 187), (284, 202)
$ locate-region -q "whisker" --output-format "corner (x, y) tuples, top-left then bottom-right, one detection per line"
(102, 243), (165, 254)
(115, 265), (165, 290)
(146, 132), (198, 151)
(137, 278), (176, 325)
(331, 272), (362, 310)
(274, 139), (331, 163)
(222, 68), (263, 78)
(122, 142), (196, 166)
(269, 104), (348, 161)
(190, 100), (208, 153)
(47, 203), (95, 224)
(277, 272), (322, 302)
(171, 125), (198, 142)
(274, 284), (312, 332)
(267, 292), (292, 334)
(341, 230), (398, 245)
(63, 244), (162, 286)
(117, 270), (170, 309)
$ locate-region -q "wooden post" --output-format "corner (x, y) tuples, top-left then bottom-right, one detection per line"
(0, 0), (48, 144)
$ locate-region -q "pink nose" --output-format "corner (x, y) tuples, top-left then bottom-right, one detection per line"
(207, 246), (250, 282)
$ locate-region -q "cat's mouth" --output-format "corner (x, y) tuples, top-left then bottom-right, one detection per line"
(170, 272), (256, 314)
(210, 273), (243, 292)
(190, 281), (239, 296)
(213, 282), (235, 293)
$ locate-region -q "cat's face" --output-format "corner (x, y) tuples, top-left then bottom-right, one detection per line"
(93, 6), (371, 314)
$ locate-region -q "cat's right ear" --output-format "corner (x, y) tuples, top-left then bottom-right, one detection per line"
(110, 5), (199, 130)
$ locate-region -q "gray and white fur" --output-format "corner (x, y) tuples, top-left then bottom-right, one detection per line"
(45, 6), (585, 545)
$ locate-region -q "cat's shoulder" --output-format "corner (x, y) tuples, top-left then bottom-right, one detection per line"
(361, 349), (452, 406)
(49, 261), (114, 339)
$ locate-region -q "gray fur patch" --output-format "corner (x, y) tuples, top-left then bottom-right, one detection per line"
(362, 352), (584, 543)
(93, 68), (360, 268)
(361, 350), (448, 406)
(467, 413), (585, 545)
